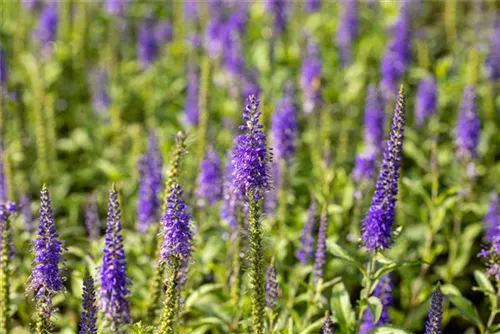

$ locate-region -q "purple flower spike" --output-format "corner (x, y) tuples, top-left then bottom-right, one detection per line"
(160, 184), (193, 265)
(138, 21), (159, 69)
(0, 148), (6, 203)
(266, 264), (278, 308)
(27, 186), (64, 316)
(456, 85), (480, 161)
(306, 0), (321, 12)
(155, 20), (173, 46)
(322, 313), (335, 334)
(196, 149), (223, 205)
(486, 21), (500, 80)
(79, 271), (98, 334)
(99, 186), (130, 324)
(185, 64), (199, 125)
(425, 285), (444, 334)
(296, 200), (317, 264)
(84, 194), (100, 241)
(313, 209), (329, 282)
(90, 68), (111, 114)
(221, 145), (242, 231)
(266, 0), (289, 35)
(336, 0), (359, 66)
(361, 87), (406, 250)
(301, 39), (323, 114)
(353, 152), (376, 183)
(232, 95), (272, 200)
(20, 194), (35, 232)
(360, 274), (394, 334)
(485, 193), (500, 244)
(364, 85), (385, 152)
(415, 76), (437, 126)
(0, 48), (7, 86)
(105, 0), (127, 16)
(271, 83), (299, 163)
(35, 3), (58, 48)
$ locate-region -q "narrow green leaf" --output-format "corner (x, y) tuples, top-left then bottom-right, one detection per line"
(473, 270), (497, 308)
(368, 325), (414, 334)
(446, 294), (485, 332)
(330, 282), (355, 334)
(326, 240), (367, 278)
(367, 296), (383, 324)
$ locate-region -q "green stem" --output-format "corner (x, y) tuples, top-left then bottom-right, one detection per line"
(0, 216), (11, 334)
(484, 281), (500, 334)
(248, 196), (266, 334)
(355, 257), (376, 333)
(230, 225), (243, 308)
(159, 259), (181, 334)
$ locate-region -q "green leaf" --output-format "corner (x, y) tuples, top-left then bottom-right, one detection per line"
(367, 296), (383, 324)
(326, 240), (367, 278)
(299, 317), (325, 334)
(473, 270), (497, 308)
(368, 325), (414, 334)
(330, 282), (355, 334)
(446, 293), (485, 332)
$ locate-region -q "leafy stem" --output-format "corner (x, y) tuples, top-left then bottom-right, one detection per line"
(355, 256), (377, 333)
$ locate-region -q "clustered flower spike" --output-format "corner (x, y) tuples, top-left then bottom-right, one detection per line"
(360, 274), (394, 334)
(232, 95), (272, 200)
(35, 2), (59, 48)
(415, 76), (438, 126)
(0, 48), (7, 86)
(361, 86), (406, 250)
(84, 194), (100, 241)
(99, 186), (130, 324)
(313, 209), (329, 282)
(363, 85), (385, 153)
(138, 20), (159, 69)
(27, 186), (64, 316)
(380, 2), (412, 99)
(161, 184), (192, 265)
(322, 312), (335, 334)
(485, 193), (500, 243)
(271, 83), (299, 163)
(196, 149), (223, 205)
(336, 0), (359, 66)
(185, 64), (200, 125)
(266, 0), (289, 35)
(301, 39), (323, 114)
(425, 284), (444, 334)
(296, 200), (317, 264)
(137, 130), (163, 232)
(79, 271), (98, 334)
(455, 85), (480, 161)
(266, 263), (278, 308)
(486, 21), (500, 80)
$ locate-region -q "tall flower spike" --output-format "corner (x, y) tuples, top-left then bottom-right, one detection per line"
(425, 284), (444, 334)
(0, 48), (7, 86)
(232, 95), (272, 200)
(306, 0), (321, 12)
(301, 39), (323, 114)
(271, 83), (299, 163)
(266, 0), (288, 36)
(138, 20), (159, 69)
(363, 85), (385, 153)
(486, 20), (500, 81)
(99, 186), (130, 325)
(353, 152), (376, 184)
(185, 64), (200, 125)
(313, 208), (329, 282)
(84, 194), (100, 241)
(455, 85), (480, 161)
(27, 186), (64, 321)
(196, 149), (223, 205)
(160, 184), (192, 265)
(360, 274), (394, 334)
(266, 263), (278, 308)
(155, 20), (173, 46)
(322, 311), (335, 334)
(35, 2), (58, 48)
(485, 193), (500, 243)
(336, 0), (359, 66)
(296, 200), (317, 264)
(415, 76), (438, 126)
(361, 86), (406, 250)
(79, 270), (97, 334)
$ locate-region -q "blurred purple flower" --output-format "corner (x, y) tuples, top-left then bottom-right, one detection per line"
(196, 149), (223, 205)
(353, 152), (376, 183)
(155, 20), (173, 46)
(99, 186), (130, 324)
(35, 2), (59, 47)
(313, 209), (328, 282)
(79, 271), (98, 334)
(160, 184), (192, 265)
(364, 84), (385, 152)
(415, 76), (437, 126)
(296, 200), (317, 264)
(27, 186), (64, 317)
(90, 68), (111, 114)
(336, 0), (359, 66)
(105, 0), (127, 16)
(266, 264), (278, 308)
(486, 21), (500, 80)
(20, 194), (35, 232)
(425, 285), (443, 334)
(322, 314), (334, 333)
(485, 193), (500, 244)
(242, 68), (261, 99)
(138, 21), (159, 69)
(232, 95), (272, 200)
(84, 194), (100, 241)
(301, 39), (323, 114)
(266, 0), (289, 35)
(456, 85), (480, 161)
(271, 84), (298, 162)
(360, 274), (394, 333)
(361, 87), (406, 250)
(0, 49), (7, 86)
(185, 64), (199, 125)
(306, 0), (321, 12)
(184, 1), (198, 21)
(264, 162), (280, 216)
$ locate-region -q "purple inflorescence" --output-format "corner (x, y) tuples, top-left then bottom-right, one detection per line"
(455, 85), (480, 161)
(353, 152), (376, 183)
(266, 0), (289, 35)
(99, 187), (130, 324)
(313, 209), (328, 282)
(361, 87), (405, 250)
(138, 20), (159, 69)
(266, 264), (278, 308)
(35, 2), (59, 48)
(155, 20), (173, 46)
(27, 186), (64, 316)
(0, 48), (7, 86)
(105, 0), (127, 16)
(160, 184), (193, 265)
(196, 149), (223, 205)
(336, 0), (359, 66)
(485, 193), (500, 243)
(137, 130), (163, 232)
(84, 194), (100, 241)
(90, 68), (111, 114)
(360, 274), (394, 334)
(79, 271), (98, 334)
(301, 39), (323, 114)
(415, 76), (438, 126)
(20, 194), (35, 232)
(322, 314), (335, 334)
(425, 285), (444, 334)
(185, 64), (199, 125)
(380, 2), (412, 99)
(486, 21), (500, 80)
(296, 200), (317, 264)
(232, 95), (272, 200)
(306, 0), (322, 12)
(271, 84), (299, 163)
(364, 85), (385, 153)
